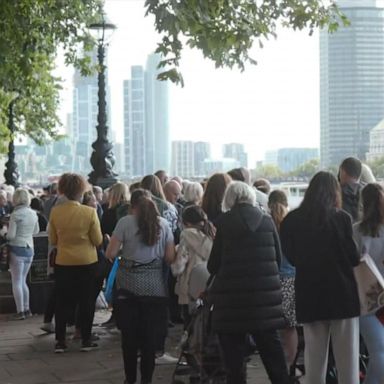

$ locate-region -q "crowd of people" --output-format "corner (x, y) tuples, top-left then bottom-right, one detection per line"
(1, 156), (384, 384)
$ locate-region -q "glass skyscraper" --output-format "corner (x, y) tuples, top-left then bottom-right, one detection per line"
(123, 53), (170, 178)
(320, 0), (384, 167)
(145, 53), (170, 174)
(123, 66), (146, 178)
(72, 49), (112, 174)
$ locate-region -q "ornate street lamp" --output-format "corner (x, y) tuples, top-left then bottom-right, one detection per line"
(4, 95), (20, 187)
(88, 8), (118, 189)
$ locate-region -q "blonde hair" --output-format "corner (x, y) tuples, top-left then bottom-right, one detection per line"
(108, 182), (129, 209)
(13, 188), (31, 207)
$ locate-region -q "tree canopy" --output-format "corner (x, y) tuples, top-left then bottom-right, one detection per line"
(145, 0), (347, 85)
(367, 156), (384, 179)
(289, 158), (320, 178)
(0, 0), (101, 145)
(0, 0), (346, 146)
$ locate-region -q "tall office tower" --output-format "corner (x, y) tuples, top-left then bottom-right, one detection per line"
(320, 0), (384, 168)
(223, 143), (248, 168)
(145, 53), (170, 174)
(72, 50), (111, 174)
(123, 66), (146, 178)
(367, 119), (384, 161)
(72, 66), (97, 173)
(172, 141), (195, 178)
(276, 148), (319, 173)
(194, 141), (211, 177)
(264, 150), (278, 166)
(113, 142), (125, 175)
(123, 53), (170, 177)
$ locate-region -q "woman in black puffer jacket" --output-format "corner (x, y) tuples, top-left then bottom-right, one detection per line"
(208, 181), (289, 384)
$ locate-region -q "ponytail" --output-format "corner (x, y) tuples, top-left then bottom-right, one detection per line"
(269, 202), (288, 231)
(131, 189), (160, 246)
(182, 205), (216, 239)
(201, 218), (216, 240)
(268, 189), (289, 231)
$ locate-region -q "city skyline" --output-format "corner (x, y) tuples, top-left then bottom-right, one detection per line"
(320, 0), (384, 167)
(50, 0), (384, 175)
(57, 0), (321, 168)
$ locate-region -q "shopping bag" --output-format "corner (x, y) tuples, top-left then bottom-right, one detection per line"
(354, 253), (384, 315)
(105, 257), (119, 304)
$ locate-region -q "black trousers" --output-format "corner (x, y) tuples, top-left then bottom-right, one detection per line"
(75, 274), (105, 330)
(115, 296), (167, 384)
(55, 263), (96, 343)
(218, 330), (290, 384)
(44, 281), (56, 323)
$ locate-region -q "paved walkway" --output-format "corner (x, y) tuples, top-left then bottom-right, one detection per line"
(0, 311), (273, 384)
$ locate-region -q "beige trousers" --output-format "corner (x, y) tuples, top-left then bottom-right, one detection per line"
(303, 317), (359, 384)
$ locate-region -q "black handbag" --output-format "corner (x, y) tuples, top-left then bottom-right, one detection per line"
(116, 258), (168, 297)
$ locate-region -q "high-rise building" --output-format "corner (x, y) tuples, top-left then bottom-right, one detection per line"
(145, 54), (170, 174)
(264, 148), (318, 172)
(367, 119), (384, 161)
(123, 53), (170, 177)
(72, 66), (97, 173)
(72, 50), (111, 174)
(114, 142), (125, 175)
(276, 148), (319, 173)
(320, 0), (384, 167)
(123, 66), (146, 178)
(204, 158), (240, 176)
(172, 141), (195, 178)
(264, 150), (278, 166)
(194, 142), (211, 176)
(223, 143), (248, 168)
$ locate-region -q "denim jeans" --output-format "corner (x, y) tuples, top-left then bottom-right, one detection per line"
(9, 248), (34, 313)
(360, 314), (384, 384)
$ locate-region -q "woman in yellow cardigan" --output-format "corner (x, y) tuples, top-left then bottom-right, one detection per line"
(49, 173), (103, 353)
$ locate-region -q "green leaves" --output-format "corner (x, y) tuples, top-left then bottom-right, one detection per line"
(145, 0), (346, 85)
(0, 0), (101, 150)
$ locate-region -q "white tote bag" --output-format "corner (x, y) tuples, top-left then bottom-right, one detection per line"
(354, 252), (384, 316)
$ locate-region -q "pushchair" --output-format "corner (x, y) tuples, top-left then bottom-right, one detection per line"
(171, 297), (226, 384)
(172, 262), (225, 383)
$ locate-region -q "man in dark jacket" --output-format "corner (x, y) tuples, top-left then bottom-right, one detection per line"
(338, 157), (363, 222)
(208, 181), (290, 384)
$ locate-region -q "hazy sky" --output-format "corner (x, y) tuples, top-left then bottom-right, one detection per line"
(59, 0), (320, 167)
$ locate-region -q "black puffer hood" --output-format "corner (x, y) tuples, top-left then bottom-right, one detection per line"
(221, 203), (264, 237)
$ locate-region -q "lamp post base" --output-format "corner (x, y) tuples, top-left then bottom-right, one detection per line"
(88, 175), (119, 190)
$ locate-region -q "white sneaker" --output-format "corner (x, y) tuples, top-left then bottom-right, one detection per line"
(155, 352), (178, 365)
(40, 322), (55, 333)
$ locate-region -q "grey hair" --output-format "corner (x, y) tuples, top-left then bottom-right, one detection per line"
(184, 182), (204, 204)
(360, 163), (376, 184)
(13, 188), (31, 207)
(222, 181), (256, 212)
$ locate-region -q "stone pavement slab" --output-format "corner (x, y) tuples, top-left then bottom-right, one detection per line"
(0, 311), (274, 384)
